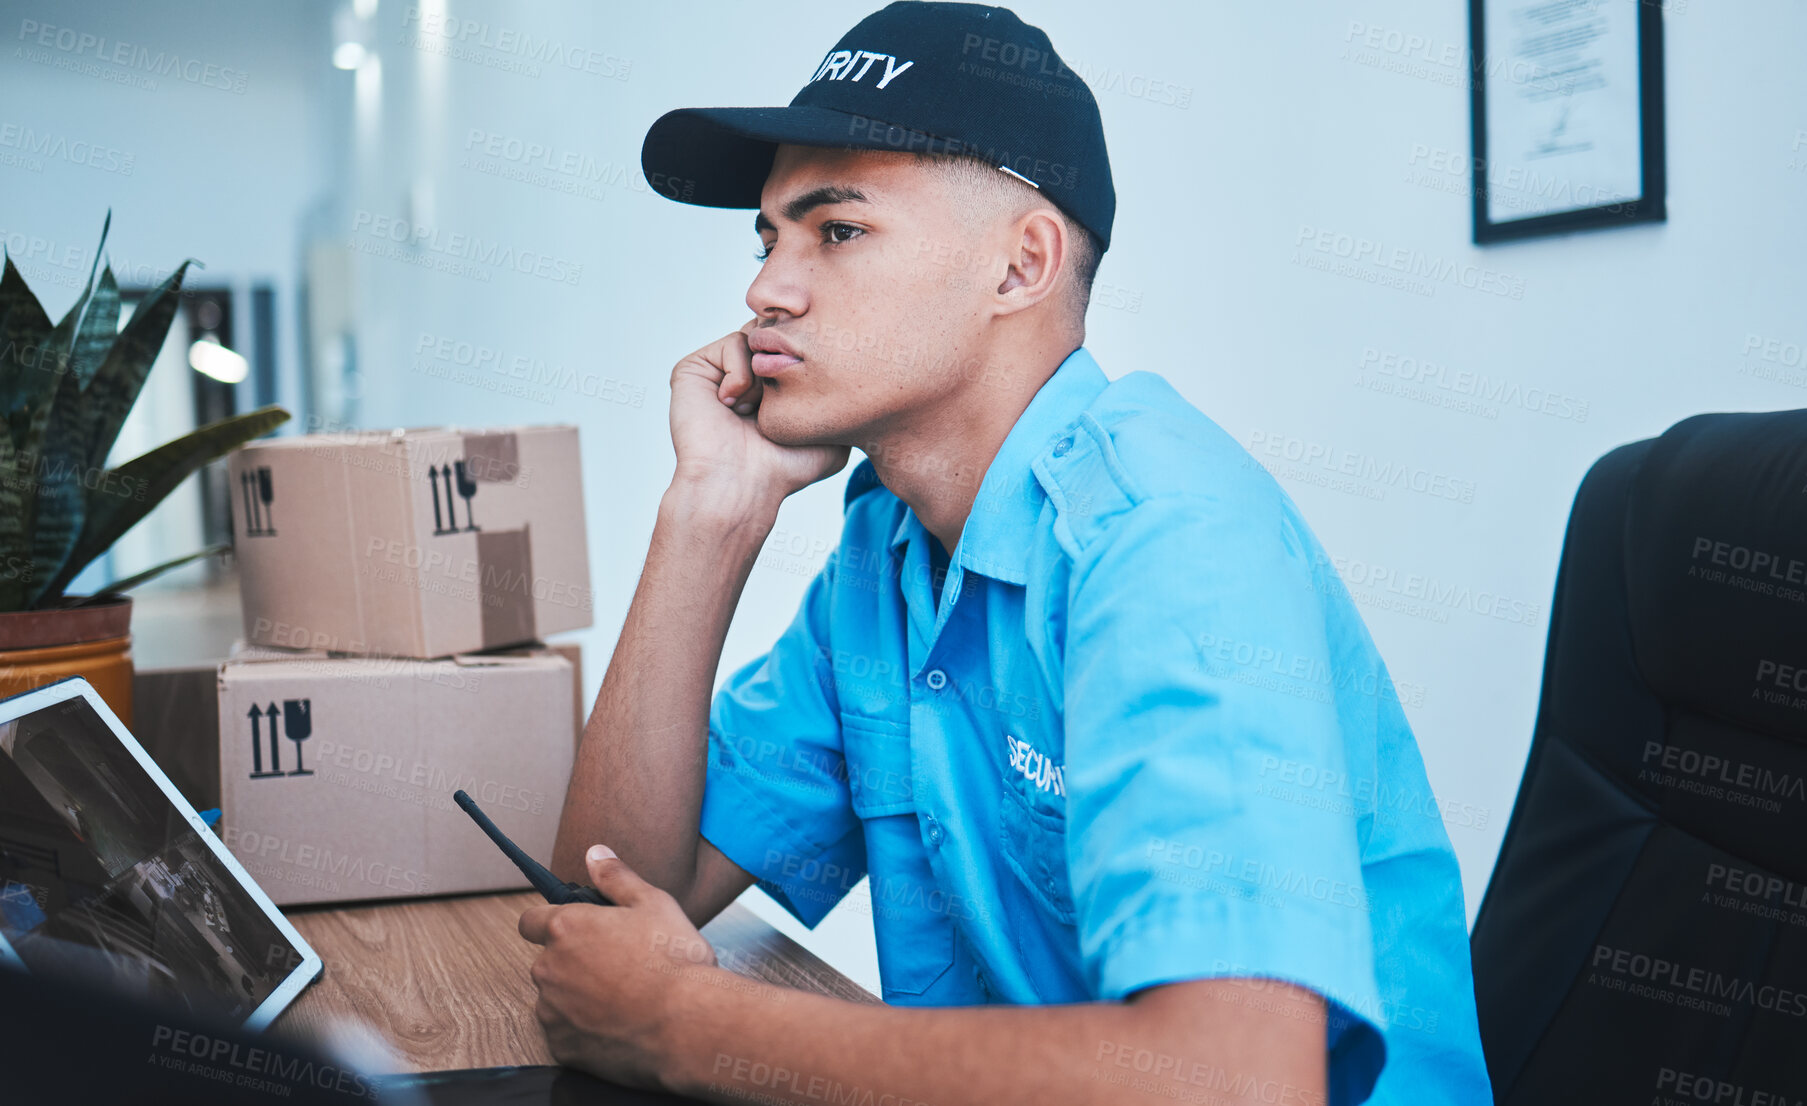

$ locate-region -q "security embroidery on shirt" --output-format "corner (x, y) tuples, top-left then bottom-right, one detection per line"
(1006, 733), (1065, 797)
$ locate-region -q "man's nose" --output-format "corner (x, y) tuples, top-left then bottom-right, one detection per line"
(746, 246), (808, 319)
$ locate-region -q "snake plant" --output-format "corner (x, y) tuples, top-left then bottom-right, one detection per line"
(0, 214), (289, 611)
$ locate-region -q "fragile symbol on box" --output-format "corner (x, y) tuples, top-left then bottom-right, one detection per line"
(240, 466), (277, 537)
(248, 698), (315, 779)
(430, 461), (480, 535)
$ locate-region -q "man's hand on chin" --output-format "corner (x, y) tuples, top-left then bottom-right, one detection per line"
(518, 844), (718, 1092)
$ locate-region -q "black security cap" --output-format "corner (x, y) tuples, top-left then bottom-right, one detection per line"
(641, 1), (1115, 251)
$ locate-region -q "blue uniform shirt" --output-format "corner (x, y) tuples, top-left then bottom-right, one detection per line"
(698, 347), (1492, 1105)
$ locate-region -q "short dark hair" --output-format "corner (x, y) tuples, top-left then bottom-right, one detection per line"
(907, 149), (1101, 325)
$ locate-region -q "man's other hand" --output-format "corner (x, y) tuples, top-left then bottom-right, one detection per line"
(519, 844), (720, 1092)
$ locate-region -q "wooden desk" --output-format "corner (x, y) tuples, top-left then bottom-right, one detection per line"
(275, 891), (877, 1072)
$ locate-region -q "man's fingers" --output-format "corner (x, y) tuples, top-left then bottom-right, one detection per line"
(585, 844), (658, 908)
(717, 329), (762, 414)
(519, 903), (560, 945)
(730, 371), (762, 417)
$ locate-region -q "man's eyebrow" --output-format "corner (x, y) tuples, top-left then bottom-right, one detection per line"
(753, 185), (871, 234)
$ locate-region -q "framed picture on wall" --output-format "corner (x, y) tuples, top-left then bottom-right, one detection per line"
(1468, 0), (1666, 243)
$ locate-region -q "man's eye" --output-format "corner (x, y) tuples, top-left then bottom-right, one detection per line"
(823, 222), (863, 245)
(754, 242), (774, 262)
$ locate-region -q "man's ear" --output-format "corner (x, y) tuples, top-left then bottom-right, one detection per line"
(994, 208), (1066, 314)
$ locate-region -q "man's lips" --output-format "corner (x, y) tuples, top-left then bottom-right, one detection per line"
(751, 351), (801, 377)
(747, 328), (801, 378)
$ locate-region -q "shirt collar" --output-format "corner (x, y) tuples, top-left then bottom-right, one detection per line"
(889, 346), (1105, 585)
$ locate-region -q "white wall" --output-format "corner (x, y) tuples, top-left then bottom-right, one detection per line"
(10, 0), (1806, 997)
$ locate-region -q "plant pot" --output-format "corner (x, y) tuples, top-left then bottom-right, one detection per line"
(0, 596), (134, 727)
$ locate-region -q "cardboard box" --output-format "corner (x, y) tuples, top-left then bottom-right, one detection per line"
(134, 639), (588, 804)
(229, 425), (593, 659)
(134, 644), (583, 907)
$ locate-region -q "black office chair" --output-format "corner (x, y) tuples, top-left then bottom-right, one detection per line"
(1471, 409), (1807, 1104)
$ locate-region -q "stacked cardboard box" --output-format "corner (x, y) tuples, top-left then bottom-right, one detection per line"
(229, 424), (592, 658)
(137, 425), (593, 906)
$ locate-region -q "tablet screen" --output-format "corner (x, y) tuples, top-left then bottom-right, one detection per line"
(0, 684), (316, 1025)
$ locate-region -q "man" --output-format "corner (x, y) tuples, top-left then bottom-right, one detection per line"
(532, 4), (1492, 1104)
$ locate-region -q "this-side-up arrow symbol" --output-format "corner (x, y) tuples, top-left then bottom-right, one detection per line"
(440, 464), (460, 531)
(431, 464), (449, 533)
(240, 472), (258, 535)
(249, 704), (284, 778)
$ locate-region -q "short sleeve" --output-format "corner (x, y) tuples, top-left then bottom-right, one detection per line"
(698, 553), (866, 929)
(1060, 490), (1388, 1102)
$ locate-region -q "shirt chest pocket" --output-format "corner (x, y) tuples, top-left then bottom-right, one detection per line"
(843, 713), (919, 818)
(840, 713), (955, 1000)
(998, 740), (1079, 927)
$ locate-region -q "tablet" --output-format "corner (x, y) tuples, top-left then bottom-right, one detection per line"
(0, 676), (321, 1029)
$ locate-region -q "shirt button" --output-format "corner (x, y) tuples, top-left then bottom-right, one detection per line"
(925, 817), (944, 845)
(1052, 436), (1073, 457)
(925, 668), (947, 690)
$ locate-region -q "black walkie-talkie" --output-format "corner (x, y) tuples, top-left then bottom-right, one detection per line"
(452, 790), (614, 906)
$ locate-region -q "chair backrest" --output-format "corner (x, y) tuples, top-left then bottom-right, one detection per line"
(1471, 409), (1807, 1104)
